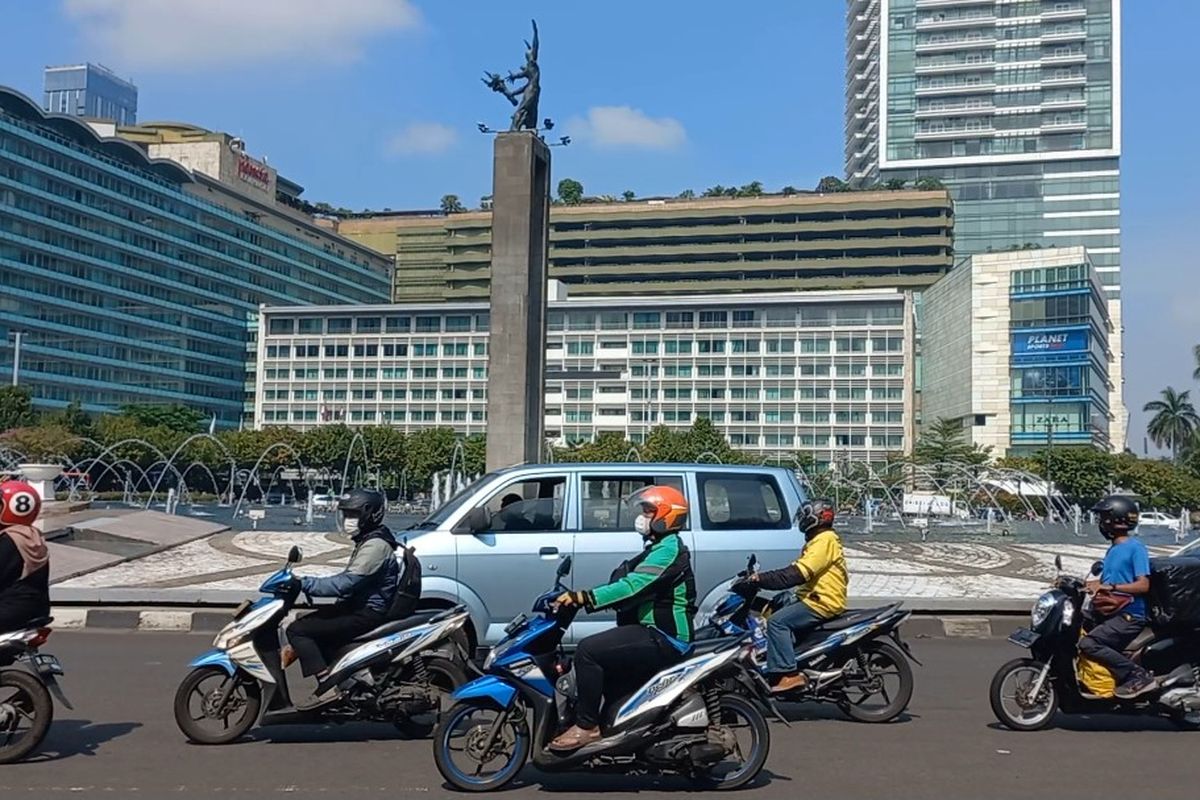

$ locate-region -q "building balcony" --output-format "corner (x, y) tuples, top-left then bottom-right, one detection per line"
(1041, 8), (1087, 22)
(916, 0), (994, 8)
(916, 36), (996, 53)
(915, 60), (995, 75)
(1041, 119), (1087, 131)
(915, 125), (995, 139)
(916, 102), (994, 118)
(1041, 52), (1087, 65)
(1041, 74), (1087, 86)
(915, 81), (995, 96)
(1041, 97), (1086, 109)
(916, 15), (996, 31)
(1042, 30), (1087, 43)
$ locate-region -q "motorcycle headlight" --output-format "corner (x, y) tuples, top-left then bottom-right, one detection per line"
(1031, 593), (1057, 629)
(213, 627), (253, 650)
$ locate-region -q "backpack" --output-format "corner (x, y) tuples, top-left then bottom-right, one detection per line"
(386, 543), (422, 620)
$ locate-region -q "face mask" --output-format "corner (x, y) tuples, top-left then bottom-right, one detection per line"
(634, 514), (652, 537)
(343, 516), (360, 534)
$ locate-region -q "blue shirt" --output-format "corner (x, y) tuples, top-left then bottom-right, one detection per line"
(1101, 537), (1151, 619)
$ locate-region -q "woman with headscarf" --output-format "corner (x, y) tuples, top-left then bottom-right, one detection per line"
(0, 480), (50, 633)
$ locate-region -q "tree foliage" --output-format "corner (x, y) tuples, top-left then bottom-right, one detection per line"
(556, 178), (584, 205)
(439, 194), (466, 214)
(118, 404), (206, 433)
(0, 386), (37, 433)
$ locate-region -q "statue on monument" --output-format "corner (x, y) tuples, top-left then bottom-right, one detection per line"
(482, 19), (541, 131)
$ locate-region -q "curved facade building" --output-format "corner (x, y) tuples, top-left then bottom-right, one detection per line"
(0, 87), (391, 425)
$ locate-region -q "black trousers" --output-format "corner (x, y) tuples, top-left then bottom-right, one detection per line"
(1079, 613), (1145, 683)
(0, 593), (48, 634)
(573, 625), (682, 729)
(286, 606), (385, 677)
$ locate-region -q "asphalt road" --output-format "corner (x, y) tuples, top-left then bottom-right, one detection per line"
(4, 631), (1198, 799)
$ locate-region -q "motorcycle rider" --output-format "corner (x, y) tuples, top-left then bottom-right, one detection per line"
(549, 485), (696, 751)
(0, 480), (50, 634)
(733, 498), (847, 693)
(1079, 494), (1157, 699)
(282, 488), (401, 708)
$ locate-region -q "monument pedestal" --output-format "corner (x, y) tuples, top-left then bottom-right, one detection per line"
(485, 132), (550, 471)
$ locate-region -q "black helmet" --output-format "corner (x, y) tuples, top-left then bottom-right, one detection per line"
(1091, 494), (1138, 540)
(337, 488), (386, 534)
(796, 498), (836, 536)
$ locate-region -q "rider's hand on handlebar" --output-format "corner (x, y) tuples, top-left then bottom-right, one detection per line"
(555, 591), (588, 608)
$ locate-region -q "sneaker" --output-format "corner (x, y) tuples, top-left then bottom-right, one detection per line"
(1114, 671), (1157, 700)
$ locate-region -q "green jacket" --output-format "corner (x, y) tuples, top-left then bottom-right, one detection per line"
(586, 533), (697, 642)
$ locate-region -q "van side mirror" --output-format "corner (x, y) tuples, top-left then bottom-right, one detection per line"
(287, 546), (302, 565)
(455, 506), (491, 535)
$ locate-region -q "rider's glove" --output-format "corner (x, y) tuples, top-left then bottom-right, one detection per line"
(555, 590), (591, 609)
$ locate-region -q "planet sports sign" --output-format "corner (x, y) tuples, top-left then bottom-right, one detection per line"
(1012, 329), (1087, 355)
(236, 155), (271, 190)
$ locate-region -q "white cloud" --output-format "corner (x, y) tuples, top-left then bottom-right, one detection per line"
(62, 0), (421, 71)
(386, 121), (458, 157)
(567, 106), (687, 151)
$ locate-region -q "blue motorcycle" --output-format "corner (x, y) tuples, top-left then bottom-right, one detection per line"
(432, 556), (776, 792)
(697, 554), (919, 723)
(173, 546), (471, 743)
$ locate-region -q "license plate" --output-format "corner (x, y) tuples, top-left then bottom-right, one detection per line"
(34, 654), (64, 676)
(1007, 628), (1039, 649)
(232, 600), (251, 619)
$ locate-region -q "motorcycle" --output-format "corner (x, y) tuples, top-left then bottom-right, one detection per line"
(0, 616), (70, 763)
(697, 554), (918, 723)
(174, 546), (471, 743)
(990, 555), (1200, 731)
(432, 556), (778, 792)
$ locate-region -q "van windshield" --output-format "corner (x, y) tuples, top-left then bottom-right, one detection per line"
(407, 472), (499, 529)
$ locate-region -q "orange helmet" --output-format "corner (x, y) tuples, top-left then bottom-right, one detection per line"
(0, 480), (41, 527)
(628, 485), (688, 535)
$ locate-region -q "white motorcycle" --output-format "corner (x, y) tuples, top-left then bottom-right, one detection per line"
(0, 616), (69, 763)
(173, 546), (471, 743)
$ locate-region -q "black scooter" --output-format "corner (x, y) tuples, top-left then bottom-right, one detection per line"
(991, 556), (1200, 730)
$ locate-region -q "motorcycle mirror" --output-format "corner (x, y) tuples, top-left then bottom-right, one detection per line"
(747, 554), (757, 571)
(1054, 555), (1062, 573)
(556, 555), (572, 578)
(1091, 560), (1104, 577)
(287, 545), (302, 565)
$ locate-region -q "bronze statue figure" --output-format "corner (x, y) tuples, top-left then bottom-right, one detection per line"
(483, 20), (541, 131)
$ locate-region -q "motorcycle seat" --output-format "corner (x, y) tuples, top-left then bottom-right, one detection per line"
(348, 611), (439, 644)
(1124, 627), (1157, 653)
(688, 636), (743, 657)
(813, 605), (898, 632)
(24, 616), (54, 629)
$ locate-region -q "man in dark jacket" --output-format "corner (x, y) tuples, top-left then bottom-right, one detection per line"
(282, 488), (400, 708)
(0, 481), (50, 633)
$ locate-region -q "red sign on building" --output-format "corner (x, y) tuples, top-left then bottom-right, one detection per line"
(237, 155), (271, 189)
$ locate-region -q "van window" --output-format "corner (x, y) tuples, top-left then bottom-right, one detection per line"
(485, 477), (566, 532)
(697, 473), (788, 530)
(580, 475), (686, 531)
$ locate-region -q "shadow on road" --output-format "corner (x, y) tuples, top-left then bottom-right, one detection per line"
(777, 702), (917, 725)
(248, 722), (414, 744)
(986, 715), (1177, 734)
(26, 719), (142, 762)
(501, 766), (790, 793)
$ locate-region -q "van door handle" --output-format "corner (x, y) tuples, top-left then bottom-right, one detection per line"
(539, 546), (559, 558)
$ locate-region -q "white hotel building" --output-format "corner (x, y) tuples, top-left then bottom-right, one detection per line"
(252, 288), (917, 468)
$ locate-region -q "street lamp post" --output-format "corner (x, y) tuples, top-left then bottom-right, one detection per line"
(9, 331), (23, 387)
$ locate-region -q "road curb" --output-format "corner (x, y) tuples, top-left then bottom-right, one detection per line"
(49, 607), (1021, 638)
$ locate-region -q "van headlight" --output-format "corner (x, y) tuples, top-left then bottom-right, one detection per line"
(1031, 593), (1057, 629)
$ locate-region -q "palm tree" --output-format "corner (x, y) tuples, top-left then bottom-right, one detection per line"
(1192, 344), (1200, 380)
(1144, 387), (1200, 460)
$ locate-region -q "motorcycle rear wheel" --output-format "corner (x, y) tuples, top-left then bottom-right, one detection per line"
(173, 666), (261, 744)
(990, 658), (1058, 731)
(0, 668), (53, 764)
(692, 693), (771, 791)
(393, 657), (468, 739)
(838, 639), (914, 723)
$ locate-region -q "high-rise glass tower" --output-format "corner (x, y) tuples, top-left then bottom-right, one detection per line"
(43, 63), (138, 125)
(846, 0), (1124, 448)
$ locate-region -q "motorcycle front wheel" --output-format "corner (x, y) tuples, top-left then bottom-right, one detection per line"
(433, 699), (530, 793)
(990, 658), (1058, 731)
(0, 668), (53, 764)
(173, 666), (261, 744)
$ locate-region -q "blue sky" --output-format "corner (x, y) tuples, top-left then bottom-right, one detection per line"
(0, 0), (1196, 448)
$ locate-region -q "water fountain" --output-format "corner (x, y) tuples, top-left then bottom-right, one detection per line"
(231, 442), (306, 518)
(144, 433), (238, 511)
